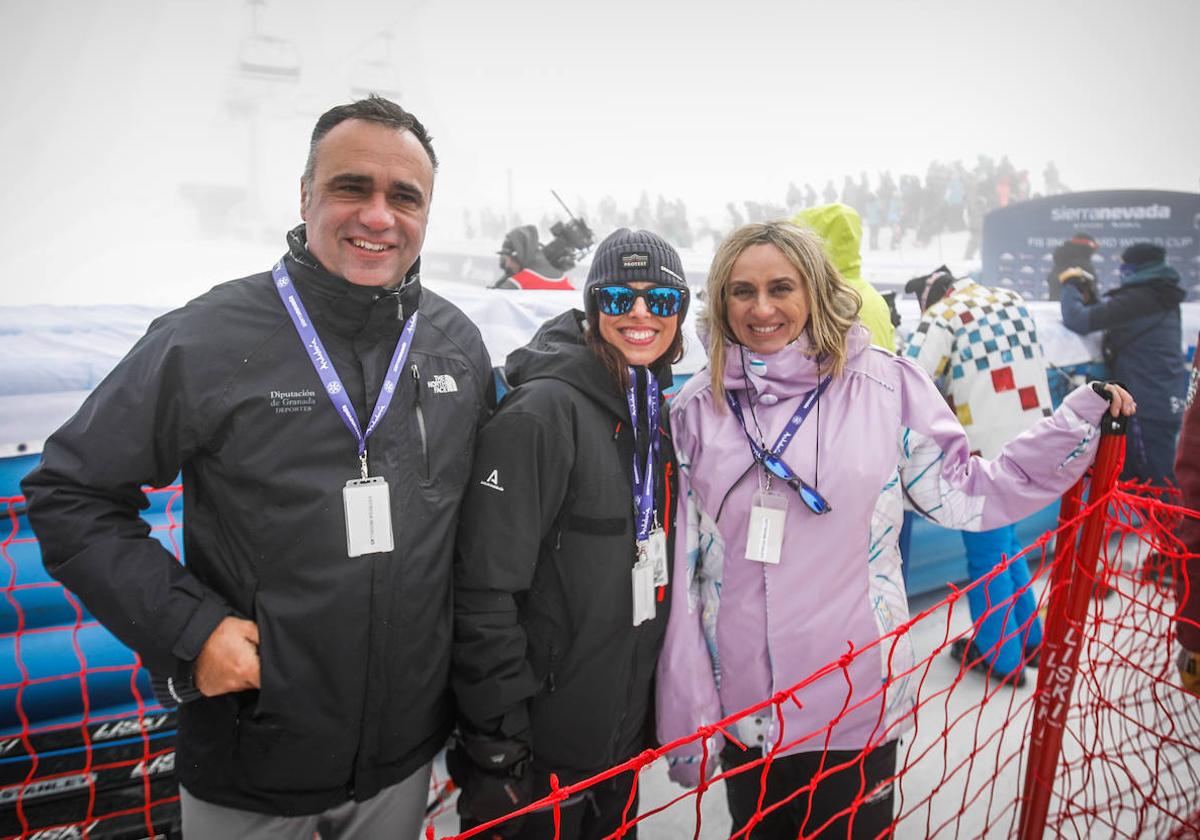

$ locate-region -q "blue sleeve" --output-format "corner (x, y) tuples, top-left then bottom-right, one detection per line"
(1059, 283), (1093, 335)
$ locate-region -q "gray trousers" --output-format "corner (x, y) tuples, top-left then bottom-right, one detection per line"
(180, 760), (432, 839)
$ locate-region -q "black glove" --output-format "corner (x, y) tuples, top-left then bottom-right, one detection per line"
(1058, 267), (1098, 304)
(446, 731), (533, 832)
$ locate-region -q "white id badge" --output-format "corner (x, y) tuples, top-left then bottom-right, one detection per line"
(646, 528), (669, 587)
(744, 490), (788, 565)
(343, 477), (395, 557)
(631, 561), (656, 626)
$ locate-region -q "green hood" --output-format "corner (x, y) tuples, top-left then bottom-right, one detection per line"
(793, 203), (863, 281)
(791, 203), (895, 351)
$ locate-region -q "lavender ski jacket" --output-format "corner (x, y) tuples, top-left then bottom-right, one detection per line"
(656, 324), (1111, 780)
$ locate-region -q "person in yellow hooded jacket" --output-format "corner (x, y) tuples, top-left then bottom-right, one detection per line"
(793, 203), (896, 352)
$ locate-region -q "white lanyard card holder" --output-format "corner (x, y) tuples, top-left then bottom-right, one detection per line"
(745, 490), (788, 565)
(646, 527), (669, 587)
(632, 559), (657, 626)
(344, 476), (395, 557)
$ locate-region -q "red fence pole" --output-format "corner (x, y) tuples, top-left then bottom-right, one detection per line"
(1021, 473), (1086, 764)
(1049, 476), (1086, 573)
(1017, 414), (1126, 839)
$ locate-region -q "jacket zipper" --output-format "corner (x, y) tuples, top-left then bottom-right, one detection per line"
(411, 363), (428, 476)
(659, 460), (673, 603)
(607, 417), (652, 763)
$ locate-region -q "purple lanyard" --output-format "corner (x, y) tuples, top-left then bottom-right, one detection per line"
(725, 375), (831, 470)
(272, 259), (417, 474)
(625, 368), (661, 543)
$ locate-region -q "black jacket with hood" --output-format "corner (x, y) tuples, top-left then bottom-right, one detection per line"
(452, 310), (677, 782)
(1061, 258), (1188, 421)
(21, 227), (493, 814)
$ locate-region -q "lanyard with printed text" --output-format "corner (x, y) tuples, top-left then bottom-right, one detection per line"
(725, 375), (832, 480)
(272, 259), (417, 477)
(626, 367), (661, 543)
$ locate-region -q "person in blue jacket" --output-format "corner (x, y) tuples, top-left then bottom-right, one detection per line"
(1060, 242), (1188, 486)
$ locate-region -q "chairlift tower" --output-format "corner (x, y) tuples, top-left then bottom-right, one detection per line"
(224, 0), (300, 232)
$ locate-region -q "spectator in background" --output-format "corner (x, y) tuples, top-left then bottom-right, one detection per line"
(963, 192), (988, 260)
(857, 172), (871, 215)
(822, 179), (838, 205)
(864, 192), (883, 251)
(916, 162), (946, 246)
(1175, 333), (1200, 696)
(877, 171), (896, 217)
(905, 266), (1056, 686)
(803, 182), (818, 208)
(944, 164), (966, 232)
(887, 193), (903, 252)
(1014, 169), (1032, 203)
(900, 174), (922, 246)
(1061, 243), (1188, 487)
(1044, 161), (1068, 195)
(996, 156), (1016, 207)
(492, 224), (575, 290)
(794, 203), (896, 351)
(1046, 233), (1099, 302)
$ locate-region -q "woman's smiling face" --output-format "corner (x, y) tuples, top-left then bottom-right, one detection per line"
(725, 243), (810, 354)
(596, 282), (679, 367)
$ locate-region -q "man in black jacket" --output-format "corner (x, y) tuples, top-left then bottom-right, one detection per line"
(21, 96), (493, 838)
(1060, 242), (1188, 486)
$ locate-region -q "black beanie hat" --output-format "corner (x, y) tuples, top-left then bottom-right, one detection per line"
(584, 228), (688, 322)
(1120, 242), (1166, 268)
(905, 265), (956, 311)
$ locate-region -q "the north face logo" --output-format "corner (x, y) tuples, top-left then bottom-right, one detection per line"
(426, 374), (458, 394)
(480, 469), (504, 492)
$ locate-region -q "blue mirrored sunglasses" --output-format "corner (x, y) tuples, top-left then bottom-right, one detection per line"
(593, 285), (686, 318)
(762, 453), (832, 515)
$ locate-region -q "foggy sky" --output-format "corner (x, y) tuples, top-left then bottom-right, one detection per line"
(1, 0), (1196, 305)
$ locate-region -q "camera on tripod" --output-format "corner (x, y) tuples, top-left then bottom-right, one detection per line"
(542, 217), (595, 272)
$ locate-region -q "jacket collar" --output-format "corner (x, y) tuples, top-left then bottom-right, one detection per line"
(720, 323), (871, 398)
(1116, 261), (1181, 290)
(282, 224), (423, 339)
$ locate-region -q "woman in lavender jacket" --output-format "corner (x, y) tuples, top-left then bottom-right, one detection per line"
(655, 221), (1135, 839)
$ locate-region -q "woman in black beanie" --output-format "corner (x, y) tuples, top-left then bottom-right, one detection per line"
(450, 229), (689, 839)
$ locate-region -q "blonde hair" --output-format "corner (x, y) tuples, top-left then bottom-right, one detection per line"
(701, 221), (861, 404)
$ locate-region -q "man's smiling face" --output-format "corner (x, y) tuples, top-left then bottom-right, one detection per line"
(300, 118), (434, 287)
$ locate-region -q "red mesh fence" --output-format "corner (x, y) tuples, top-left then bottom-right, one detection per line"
(431, 440), (1200, 838)
(0, 489), (181, 840)
(2, 457), (1198, 839)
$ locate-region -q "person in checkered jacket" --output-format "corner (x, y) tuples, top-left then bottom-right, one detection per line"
(904, 266), (1054, 685)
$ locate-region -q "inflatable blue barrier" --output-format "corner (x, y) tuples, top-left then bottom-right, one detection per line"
(0, 464), (180, 838)
(904, 501), (1060, 598)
